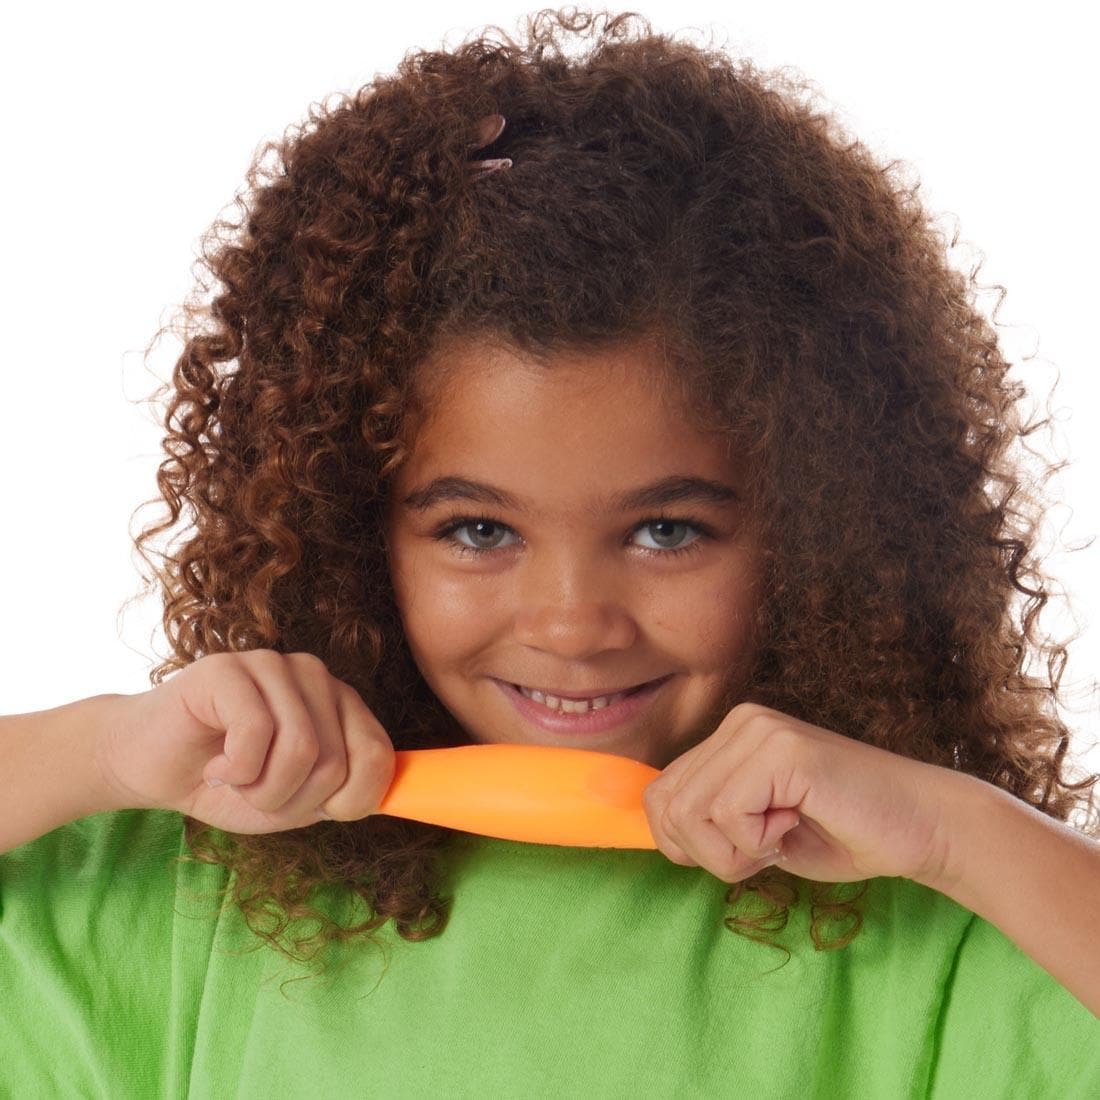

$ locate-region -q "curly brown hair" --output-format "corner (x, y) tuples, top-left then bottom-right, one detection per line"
(131, 7), (1099, 975)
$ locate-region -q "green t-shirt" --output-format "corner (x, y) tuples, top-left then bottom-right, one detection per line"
(1, 808), (1096, 1097)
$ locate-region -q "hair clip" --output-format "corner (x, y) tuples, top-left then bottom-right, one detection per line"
(467, 113), (512, 179)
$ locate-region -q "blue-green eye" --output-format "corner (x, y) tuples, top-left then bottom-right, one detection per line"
(450, 519), (517, 551)
(633, 520), (699, 551)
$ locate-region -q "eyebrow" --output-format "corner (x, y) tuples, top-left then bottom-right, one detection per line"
(399, 474), (740, 515)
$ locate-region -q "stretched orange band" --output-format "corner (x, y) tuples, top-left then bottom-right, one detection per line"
(375, 744), (660, 849)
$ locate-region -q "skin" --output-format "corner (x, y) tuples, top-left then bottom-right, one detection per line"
(83, 336), (1100, 1015)
(383, 335), (764, 771)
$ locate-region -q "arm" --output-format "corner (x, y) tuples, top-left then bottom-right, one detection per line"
(1, 695), (131, 855)
(915, 768), (1100, 1018)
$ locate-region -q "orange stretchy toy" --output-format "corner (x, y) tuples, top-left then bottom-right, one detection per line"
(375, 744), (660, 849)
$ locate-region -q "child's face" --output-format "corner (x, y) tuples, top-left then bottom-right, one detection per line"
(383, 337), (763, 769)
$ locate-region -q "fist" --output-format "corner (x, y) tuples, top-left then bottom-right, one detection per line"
(642, 703), (953, 887)
(96, 650), (395, 835)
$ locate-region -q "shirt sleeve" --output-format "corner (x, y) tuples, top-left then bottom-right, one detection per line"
(0, 809), (204, 1095)
(927, 908), (1100, 1097)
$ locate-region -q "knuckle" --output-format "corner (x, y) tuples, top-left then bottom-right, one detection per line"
(246, 647), (281, 661)
(314, 755), (350, 790)
(210, 649), (242, 663)
(363, 735), (396, 779)
(742, 709), (775, 737)
(331, 782), (383, 821)
(287, 651), (328, 675)
(327, 736), (394, 820)
(731, 701), (766, 723)
(240, 648), (284, 673)
(343, 686), (385, 730)
(192, 652), (234, 683)
(287, 729), (322, 766)
(663, 798), (691, 829)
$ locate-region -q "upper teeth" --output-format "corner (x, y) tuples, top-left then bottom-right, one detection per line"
(519, 686), (629, 713)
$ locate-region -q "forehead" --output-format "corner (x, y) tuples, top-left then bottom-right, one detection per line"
(394, 336), (742, 504)
(414, 333), (691, 411)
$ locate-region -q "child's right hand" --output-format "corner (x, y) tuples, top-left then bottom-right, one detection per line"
(96, 650), (396, 835)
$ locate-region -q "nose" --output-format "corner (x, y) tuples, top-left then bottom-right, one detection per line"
(511, 550), (638, 660)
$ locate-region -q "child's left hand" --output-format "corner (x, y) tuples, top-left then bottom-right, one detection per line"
(642, 702), (955, 885)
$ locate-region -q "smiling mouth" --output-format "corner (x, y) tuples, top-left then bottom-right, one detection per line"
(508, 677), (666, 713)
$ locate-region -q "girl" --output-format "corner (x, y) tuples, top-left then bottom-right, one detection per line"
(2, 7), (1098, 1095)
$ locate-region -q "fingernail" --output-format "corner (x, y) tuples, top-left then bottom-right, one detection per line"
(206, 778), (225, 789)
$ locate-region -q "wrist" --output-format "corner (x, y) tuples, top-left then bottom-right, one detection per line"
(1, 692), (135, 855)
(910, 766), (1000, 903)
(87, 692), (147, 814)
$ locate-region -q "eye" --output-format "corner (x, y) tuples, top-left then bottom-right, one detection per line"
(633, 520), (701, 553)
(633, 519), (708, 558)
(445, 518), (518, 553)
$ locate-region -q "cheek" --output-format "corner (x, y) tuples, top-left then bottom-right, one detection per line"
(671, 567), (760, 666)
(391, 549), (505, 659)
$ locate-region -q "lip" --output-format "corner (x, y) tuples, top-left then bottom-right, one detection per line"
(494, 675), (671, 735)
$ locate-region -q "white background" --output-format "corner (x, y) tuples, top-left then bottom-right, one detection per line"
(2, 2), (1096, 780)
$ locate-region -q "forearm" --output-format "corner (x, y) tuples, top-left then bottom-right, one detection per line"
(917, 768), (1100, 1017)
(1, 694), (130, 855)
